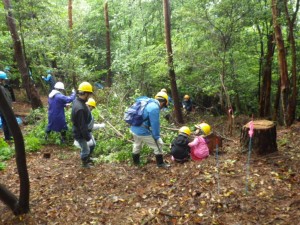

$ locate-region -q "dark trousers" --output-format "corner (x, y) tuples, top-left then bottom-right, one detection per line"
(0, 114), (12, 140)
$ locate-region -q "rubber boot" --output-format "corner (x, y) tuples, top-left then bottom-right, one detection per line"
(132, 153), (140, 166)
(155, 155), (170, 168)
(82, 157), (92, 168)
(60, 131), (66, 144)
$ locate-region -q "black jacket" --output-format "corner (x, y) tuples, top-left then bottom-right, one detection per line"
(170, 134), (190, 160)
(71, 97), (92, 141)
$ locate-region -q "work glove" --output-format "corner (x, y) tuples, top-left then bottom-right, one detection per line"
(157, 138), (164, 147)
(42, 76), (45, 79)
(72, 88), (75, 93)
(93, 123), (105, 130)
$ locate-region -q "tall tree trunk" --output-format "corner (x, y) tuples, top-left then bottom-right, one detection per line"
(162, 0), (183, 124)
(284, 0), (299, 126)
(104, 1), (112, 87)
(68, 0), (76, 88)
(3, 0), (43, 109)
(259, 33), (275, 118)
(0, 87), (30, 215)
(271, 0), (289, 126)
(272, 75), (281, 122)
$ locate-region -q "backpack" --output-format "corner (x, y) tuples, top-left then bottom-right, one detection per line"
(124, 97), (152, 126)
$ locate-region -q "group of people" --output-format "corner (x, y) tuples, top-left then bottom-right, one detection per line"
(1, 70), (206, 169)
(170, 122), (211, 163)
(159, 88), (193, 113)
(45, 80), (106, 168)
(129, 89), (210, 169)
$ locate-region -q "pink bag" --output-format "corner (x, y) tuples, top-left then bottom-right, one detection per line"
(188, 136), (209, 161)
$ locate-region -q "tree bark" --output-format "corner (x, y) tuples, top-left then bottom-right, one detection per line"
(284, 0), (299, 126)
(162, 0), (183, 124)
(0, 87), (30, 215)
(271, 0), (289, 126)
(3, 0), (43, 109)
(68, 0), (76, 88)
(259, 33), (275, 118)
(104, 1), (112, 87)
(240, 120), (278, 155)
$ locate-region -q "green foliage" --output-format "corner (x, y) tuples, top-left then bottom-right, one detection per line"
(24, 135), (42, 152)
(0, 162), (6, 170)
(25, 108), (47, 125)
(0, 139), (14, 161)
(0, 139), (14, 170)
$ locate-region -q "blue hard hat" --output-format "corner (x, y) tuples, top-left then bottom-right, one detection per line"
(46, 69), (52, 74)
(0, 71), (8, 80)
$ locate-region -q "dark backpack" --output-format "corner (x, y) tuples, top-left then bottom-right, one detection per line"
(124, 97), (152, 126)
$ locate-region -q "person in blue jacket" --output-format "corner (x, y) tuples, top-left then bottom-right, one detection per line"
(130, 91), (170, 168)
(45, 81), (76, 143)
(0, 71), (13, 141)
(42, 70), (56, 92)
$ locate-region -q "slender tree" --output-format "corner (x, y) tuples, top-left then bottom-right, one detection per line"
(271, 0), (290, 126)
(162, 0), (183, 124)
(3, 0), (43, 109)
(284, 0), (299, 126)
(259, 32), (275, 118)
(104, 1), (112, 87)
(0, 88), (30, 215)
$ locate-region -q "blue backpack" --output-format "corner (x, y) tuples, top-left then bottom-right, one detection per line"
(124, 97), (153, 126)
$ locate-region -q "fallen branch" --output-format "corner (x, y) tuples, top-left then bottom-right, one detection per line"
(214, 132), (238, 143)
(161, 126), (179, 132)
(98, 115), (133, 143)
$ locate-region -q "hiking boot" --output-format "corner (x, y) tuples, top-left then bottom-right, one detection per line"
(82, 158), (93, 168)
(132, 153), (140, 166)
(60, 138), (66, 144)
(155, 155), (170, 168)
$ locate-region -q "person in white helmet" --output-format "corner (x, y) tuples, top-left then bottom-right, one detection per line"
(45, 82), (76, 143)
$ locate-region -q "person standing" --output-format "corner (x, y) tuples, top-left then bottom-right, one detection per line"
(45, 82), (76, 143)
(42, 70), (56, 92)
(0, 71), (13, 141)
(71, 82), (94, 168)
(130, 91), (170, 168)
(73, 98), (105, 164)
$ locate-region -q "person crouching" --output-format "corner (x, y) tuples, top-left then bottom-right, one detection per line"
(170, 126), (191, 163)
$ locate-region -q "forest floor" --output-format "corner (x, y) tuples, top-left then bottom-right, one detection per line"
(1, 95), (300, 225)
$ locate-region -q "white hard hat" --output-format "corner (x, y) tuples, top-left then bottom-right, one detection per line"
(54, 82), (65, 90)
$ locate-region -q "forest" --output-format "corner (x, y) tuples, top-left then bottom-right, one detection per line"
(0, 0), (300, 224)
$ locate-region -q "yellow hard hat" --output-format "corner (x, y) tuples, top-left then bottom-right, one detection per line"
(160, 88), (167, 93)
(195, 123), (211, 135)
(184, 95), (190, 100)
(179, 126), (191, 136)
(78, 82), (93, 93)
(86, 98), (96, 108)
(155, 91), (168, 106)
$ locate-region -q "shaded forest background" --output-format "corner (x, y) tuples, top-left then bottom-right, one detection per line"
(0, 0), (299, 124)
(1, 0), (300, 223)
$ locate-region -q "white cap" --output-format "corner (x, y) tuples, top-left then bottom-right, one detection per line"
(54, 82), (65, 90)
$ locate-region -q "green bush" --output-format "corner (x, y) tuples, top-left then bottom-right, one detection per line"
(0, 139), (14, 170)
(24, 135), (42, 152)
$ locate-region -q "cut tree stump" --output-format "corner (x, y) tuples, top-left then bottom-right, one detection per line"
(240, 120), (277, 155)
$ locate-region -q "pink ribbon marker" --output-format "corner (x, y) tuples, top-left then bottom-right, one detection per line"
(248, 120), (254, 138)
